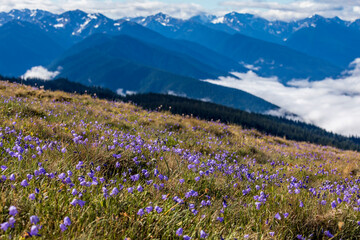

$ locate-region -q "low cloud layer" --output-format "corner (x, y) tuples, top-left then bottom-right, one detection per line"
(204, 58), (360, 136)
(116, 88), (137, 96)
(22, 66), (60, 80)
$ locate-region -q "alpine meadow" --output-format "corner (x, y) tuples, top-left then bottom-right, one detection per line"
(2, 1), (360, 239)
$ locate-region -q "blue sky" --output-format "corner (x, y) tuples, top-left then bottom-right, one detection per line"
(1, 0), (360, 21)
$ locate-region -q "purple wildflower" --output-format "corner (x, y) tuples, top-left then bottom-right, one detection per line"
(9, 174), (15, 181)
(200, 230), (208, 238)
(30, 215), (40, 224)
(191, 209), (198, 215)
(71, 189), (78, 196)
(324, 230), (334, 238)
(9, 206), (17, 216)
(137, 208), (145, 216)
(21, 179), (29, 187)
(137, 185), (143, 192)
(29, 193), (36, 200)
(110, 187), (119, 196)
(8, 217), (15, 228)
(145, 206), (153, 213)
(127, 187), (134, 193)
(176, 227), (183, 236)
(130, 174), (140, 182)
(222, 200), (228, 208)
(60, 223), (67, 232)
(77, 200), (86, 207)
(30, 225), (39, 236)
(70, 199), (85, 207)
(64, 217), (71, 226)
(155, 206), (163, 213)
(70, 199), (78, 206)
(1, 222), (10, 231)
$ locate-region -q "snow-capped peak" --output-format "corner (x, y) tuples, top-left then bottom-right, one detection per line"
(87, 13), (98, 20)
(211, 16), (225, 24)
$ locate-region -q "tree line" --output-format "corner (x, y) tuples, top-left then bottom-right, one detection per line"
(1, 75), (359, 151)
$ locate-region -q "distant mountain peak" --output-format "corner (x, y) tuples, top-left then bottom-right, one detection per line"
(4, 8), (54, 23)
(211, 16), (225, 24)
(226, 12), (255, 18)
(153, 12), (168, 18)
(153, 12), (172, 23)
(305, 14), (341, 24)
(310, 14), (324, 20)
(65, 9), (87, 14)
(189, 13), (217, 23)
(133, 12), (184, 28)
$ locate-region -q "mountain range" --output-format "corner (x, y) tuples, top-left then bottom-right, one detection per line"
(1, 9), (360, 114)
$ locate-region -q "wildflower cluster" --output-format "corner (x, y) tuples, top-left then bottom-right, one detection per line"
(0, 81), (360, 239)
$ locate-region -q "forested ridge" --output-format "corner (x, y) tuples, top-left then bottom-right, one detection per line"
(2, 75), (359, 151)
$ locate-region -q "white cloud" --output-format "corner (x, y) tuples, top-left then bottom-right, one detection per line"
(221, 0), (360, 21)
(116, 88), (137, 96)
(116, 88), (125, 96)
(21, 66), (60, 80)
(0, 0), (204, 19)
(203, 58), (360, 136)
(126, 90), (137, 95)
(167, 90), (187, 98)
(1, 0), (359, 21)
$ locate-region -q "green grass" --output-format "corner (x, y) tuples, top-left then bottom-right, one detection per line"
(0, 80), (360, 239)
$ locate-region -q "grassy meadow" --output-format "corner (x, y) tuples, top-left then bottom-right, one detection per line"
(0, 80), (360, 239)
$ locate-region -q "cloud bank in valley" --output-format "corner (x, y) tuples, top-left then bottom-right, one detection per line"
(22, 66), (60, 80)
(116, 88), (137, 96)
(204, 58), (360, 136)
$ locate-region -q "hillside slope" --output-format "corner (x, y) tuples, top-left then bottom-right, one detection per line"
(132, 15), (344, 82)
(3, 76), (360, 151)
(51, 34), (228, 80)
(0, 21), (64, 76)
(1, 80), (360, 239)
(48, 45), (278, 113)
(285, 20), (360, 68)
